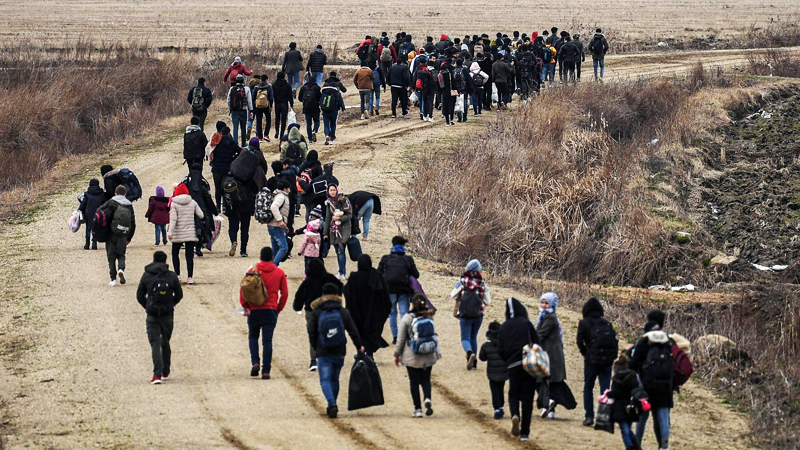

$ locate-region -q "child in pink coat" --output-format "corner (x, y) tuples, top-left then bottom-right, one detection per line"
(297, 219), (322, 272)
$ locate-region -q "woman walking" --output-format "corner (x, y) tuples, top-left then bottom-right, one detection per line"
(343, 254), (392, 358)
(168, 183), (204, 284)
(452, 259), (491, 370)
(322, 184), (353, 281)
(536, 292), (576, 419)
(394, 293), (441, 418)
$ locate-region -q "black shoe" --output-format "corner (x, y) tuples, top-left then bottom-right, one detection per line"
(309, 359), (318, 372)
(195, 250), (203, 257)
(582, 417), (594, 427)
(84, 241), (90, 250)
(91, 241), (97, 250)
(392, 336), (397, 345)
(261, 373), (271, 380)
(425, 398), (433, 416)
(250, 364), (259, 377)
(326, 404), (338, 418)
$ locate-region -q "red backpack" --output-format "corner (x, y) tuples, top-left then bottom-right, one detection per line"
(671, 342), (694, 387)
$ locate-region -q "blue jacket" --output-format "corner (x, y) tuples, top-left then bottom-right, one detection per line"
(321, 82), (345, 112)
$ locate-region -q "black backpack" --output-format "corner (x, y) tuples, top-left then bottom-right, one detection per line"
(229, 149), (257, 182)
(399, 42), (413, 61)
(472, 72), (486, 87)
(641, 343), (674, 393)
(458, 288), (483, 318)
(116, 168), (142, 201)
(319, 87), (339, 112)
(229, 86), (246, 110)
(452, 70), (465, 91)
(302, 86), (317, 110)
(592, 38), (605, 56)
(357, 44), (370, 61)
(222, 176), (243, 209)
(588, 318), (619, 365)
(382, 254), (411, 291)
(285, 140), (302, 162)
(191, 87), (205, 113)
(183, 130), (206, 161)
(147, 271), (176, 317)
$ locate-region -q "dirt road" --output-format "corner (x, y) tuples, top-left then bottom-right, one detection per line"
(0, 56), (757, 449)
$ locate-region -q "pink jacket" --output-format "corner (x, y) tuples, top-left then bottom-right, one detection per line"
(297, 232), (321, 257)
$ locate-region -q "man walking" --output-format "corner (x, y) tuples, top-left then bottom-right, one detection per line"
(136, 251), (183, 385)
(320, 72), (346, 145)
(298, 76), (321, 143)
(268, 181), (292, 266)
(306, 45), (328, 86)
(240, 247), (289, 380)
(377, 236), (419, 345)
(101, 185), (136, 287)
(307, 282), (363, 418)
(577, 297), (618, 426)
(183, 116), (208, 171)
(252, 75), (274, 142)
(573, 34), (586, 81)
(353, 62), (375, 119)
(388, 59), (411, 118)
(187, 77), (213, 131)
(227, 74), (253, 147)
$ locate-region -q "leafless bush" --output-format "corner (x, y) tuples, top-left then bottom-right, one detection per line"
(747, 48), (800, 78)
(741, 17), (800, 49)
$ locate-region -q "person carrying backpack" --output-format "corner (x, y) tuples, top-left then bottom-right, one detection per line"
(542, 44), (557, 84)
(78, 178), (106, 250)
(628, 321), (674, 450)
(479, 321), (509, 420)
(266, 180), (291, 266)
(280, 127), (308, 166)
(210, 126), (240, 212)
(320, 72), (346, 145)
(281, 42), (304, 95)
(608, 354), (650, 450)
(136, 251), (183, 385)
(99, 184), (136, 287)
(183, 116), (208, 171)
(271, 72), (293, 141)
(394, 293), (441, 418)
(223, 56), (253, 85)
(378, 236), (420, 345)
(468, 61), (489, 116)
(536, 292), (576, 420)
(100, 165), (121, 201)
(252, 76), (274, 142)
(589, 28), (610, 81)
(294, 259), (342, 371)
(497, 298), (540, 442)
(298, 77), (321, 143)
(305, 45), (328, 86)
(577, 296), (618, 426)
(560, 35), (581, 83)
(186, 77), (213, 131)
(414, 56), (435, 122)
(240, 247), (289, 380)
(492, 54), (515, 110)
(451, 259), (491, 370)
(227, 74), (253, 147)
(388, 58), (411, 118)
(356, 36), (374, 66)
(307, 282), (364, 418)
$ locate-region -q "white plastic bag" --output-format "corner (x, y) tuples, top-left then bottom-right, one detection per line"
(454, 96), (464, 113)
(491, 84), (499, 103)
(409, 91), (419, 103)
(68, 210), (81, 233)
(287, 109), (298, 126)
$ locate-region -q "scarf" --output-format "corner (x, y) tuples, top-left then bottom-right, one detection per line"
(536, 305), (563, 344)
(459, 271), (485, 299)
(391, 244), (406, 254)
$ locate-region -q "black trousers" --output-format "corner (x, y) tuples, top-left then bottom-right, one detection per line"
(171, 242), (195, 277)
(254, 107), (271, 139)
(406, 366), (432, 410)
(106, 234), (127, 280)
(146, 315), (174, 377)
(490, 379), (506, 410)
(495, 82), (509, 106)
(192, 108), (208, 131)
(564, 61), (577, 82)
(213, 172), (225, 213)
(391, 87), (408, 116)
(228, 209), (252, 254)
(508, 367), (537, 436)
(441, 91), (455, 123)
(576, 61), (583, 80)
(274, 102), (289, 139)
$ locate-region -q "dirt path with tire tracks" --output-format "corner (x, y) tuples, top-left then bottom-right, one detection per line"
(0, 55), (759, 449)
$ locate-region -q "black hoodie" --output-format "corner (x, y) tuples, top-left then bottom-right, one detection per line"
(272, 78), (294, 106)
(293, 259), (342, 312)
(136, 262), (183, 317)
(298, 150), (322, 179)
(577, 297), (605, 360)
(497, 298), (539, 368)
(79, 181), (106, 229)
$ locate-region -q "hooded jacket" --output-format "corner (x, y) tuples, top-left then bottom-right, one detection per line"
(589, 33), (610, 59)
(353, 66), (375, 90)
(252, 81), (274, 109)
(394, 307), (441, 368)
(298, 151), (323, 179)
(210, 135), (240, 175)
(227, 84), (253, 112)
(272, 78), (294, 106)
(101, 167), (121, 201)
(497, 298), (539, 369)
(479, 327), (509, 382)
(577, 297), (607, 362)
(377, 248), (420, 294)
(100, 195), (136, 240)
(491, 59), (515, 84)
(347, 191), (382, 216)
(469, 62), (489, 86)
(223, 62), (253, 83)
(280, 127), (309, 161)
(537, 310), (567, 382)
(183, 125), (208, 162)
(136, 262), (183, 316)
(79, 181), (106, 229)
(145, 195), (170, 225)
(608, 368), (645, 423)
(293, 259), (342, 312)
(282, 49), (304, 74)
(559, 41), (580, 62)
(298, 81), (321, 115)
(307, 294), (362, 357)
(297, 226), (321, 258)
(628, 329), (674, 408)
(168, 189), (204, 243)
(306, 48), (327, 73)
(344, 255), (392, 354)
(239, 261), (288, 312)
(388, 63), (411, 88)
(186, 83), (213, 111)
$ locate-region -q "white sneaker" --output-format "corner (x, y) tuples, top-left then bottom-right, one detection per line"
(117, 270), (126, 285)
(412, 409), (423, 418)
(108, 280), (117, 287)
(548, 411), (555, 419)
(424, 398), (433, 416)
(336, 273), (347, 281)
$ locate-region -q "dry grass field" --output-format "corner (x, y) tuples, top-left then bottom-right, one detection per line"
(1, 0), (799, 50)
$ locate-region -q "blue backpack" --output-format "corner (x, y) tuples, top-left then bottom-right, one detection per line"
(318, 309), (346, 348)
(410, 315), (438, 355)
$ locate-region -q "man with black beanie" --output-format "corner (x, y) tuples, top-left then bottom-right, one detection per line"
(187, 77), (213, 131)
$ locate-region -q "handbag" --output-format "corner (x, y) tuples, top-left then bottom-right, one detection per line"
(522, 328), (550, 378)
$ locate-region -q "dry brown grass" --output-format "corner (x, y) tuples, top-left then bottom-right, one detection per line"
(747, 48), (800, 78)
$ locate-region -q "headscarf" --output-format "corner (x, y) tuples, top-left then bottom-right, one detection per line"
(326, 185), (339, 203)
(536, 292), (563, 343)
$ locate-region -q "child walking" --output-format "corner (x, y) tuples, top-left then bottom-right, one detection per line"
(145, 186), (170, 246)
(608, 354), (650, 450)
(297, 218), (322, 273)
(479, 321), (509, 419)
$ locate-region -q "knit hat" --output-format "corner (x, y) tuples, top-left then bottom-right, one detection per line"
(235, 74), (244, 83)
(613, 354), (628, 373)
(306, 219), (320, 233)
(644, 321), (661, 333)
(156, 185), (165, 197)
(310, 205), (323, 218)
(234, 56), (242, 64)
(174, 183), (189, 197)
(540, 292), (559, 309)
(100, 164), (113, 176)
(465, 259), (482, 273)
(440, 34), (448, 40)
(89, 178), (100, 187)
(249, 137), (260, 148)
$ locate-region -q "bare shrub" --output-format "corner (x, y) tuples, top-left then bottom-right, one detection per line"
(747, 48), (800, 78)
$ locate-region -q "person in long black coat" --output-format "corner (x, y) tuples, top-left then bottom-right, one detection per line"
(184, 163), (218, 256)
(343, 254), (392, 357)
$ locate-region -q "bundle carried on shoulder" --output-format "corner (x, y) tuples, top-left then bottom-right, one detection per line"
(522, 343), (550, 378)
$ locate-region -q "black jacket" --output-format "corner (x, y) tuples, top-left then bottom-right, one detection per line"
(323, 76), (348, 93)
(298, 151), (322, 179)
(282, 49), (304, 74)
(347, 191), (382, 216)
(477, 56), (494, 82)
(343, 256), (392, 354)
(183, 127), (208, 162)
(298, 82), (321, 115)
(306, 48), (327, 73)
(293, 260), (342, 312)
(577, 297), (605, 361)
(79, 184), (106, 229)
(210, 135), (240, 175)
(272, 79), (294, 106)
(387, 63), (411, 88)
(497, 298), (539, 368)
(186, 84), (213, 110)
(608, 369), (644, 423)
(307, 295), (362, 358)
(491, 60), (515, 84)
(589, 33), (610, 59)
(136, 262), (183, 316)
(377, 251), (420, 294)
(479, 330), (509, 382)
(559, 41), (580, 62)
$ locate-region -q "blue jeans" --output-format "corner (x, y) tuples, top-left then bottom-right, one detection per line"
(304, 112), (320, 140)
(542, 63), (555, 82)
(584, 362), (612, 418)
(334, 244), (346, 276)
(593, 59), (605, 79)
(322, 111), (339, 140)
(287, 71), (301, 90)
(311, 72), (324, 85)
(317, 355), (345, 407)
(636, 407), (670, 449)
(230, 110), (247, 146)
(154, 224), (166, 245)
(619, 421), (636, 448)
(471, 90), (483, 114)
(369, 80), (381, 109)
(247, 309), (279, 373)
(460, 316), (483, 353)
(389, 293), (409, 338)
(268, 226), (288, 266)
(356, 199), (374, 238)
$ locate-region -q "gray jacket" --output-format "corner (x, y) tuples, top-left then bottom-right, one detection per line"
(394, 310), (441, 368)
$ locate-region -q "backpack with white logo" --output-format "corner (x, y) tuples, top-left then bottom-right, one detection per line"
(191, 87), (205, 113)
(110, 203), (132, 236)
(318, 308), (346, 348)
(410, 315), (438, 355)
(458, 288), (483, 318)
(254, 188), (276, 224)
(147, 272), (176, 316)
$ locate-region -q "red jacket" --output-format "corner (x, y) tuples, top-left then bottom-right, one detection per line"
(377, 44), (397, 63)
(239, 261), (288, 312)
(145, 196), (170, 225)
(223, 62), (253, 83)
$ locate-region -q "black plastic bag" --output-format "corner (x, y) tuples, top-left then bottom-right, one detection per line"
(347, 353), (384, 411)
(594, 401), (615, 434)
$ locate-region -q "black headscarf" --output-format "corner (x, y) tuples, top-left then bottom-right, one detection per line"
(343, 254), (392, 353)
